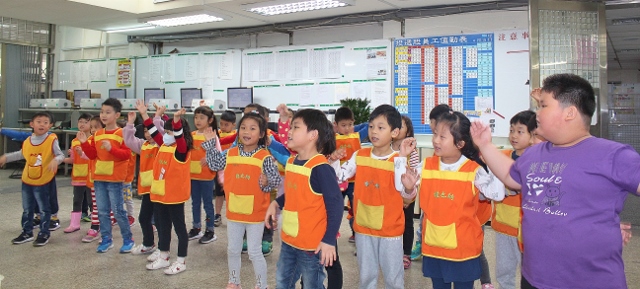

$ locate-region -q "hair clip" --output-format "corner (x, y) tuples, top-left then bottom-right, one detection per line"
(449, 110), (454, 114)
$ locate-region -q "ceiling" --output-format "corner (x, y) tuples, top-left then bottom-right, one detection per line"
(0, 0), (639, 71)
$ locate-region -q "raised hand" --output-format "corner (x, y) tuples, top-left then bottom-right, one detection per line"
(77, 131), (88, 143)
(203, 127), (217, 141)
(530, 88), (542, 105)
(329, 147), (346, 162)
(127, 111), (137, 124)
(470, 121), (492, 148)
(401, 166), (420, 192)
(154, 103), (166, 117)
(135, 99), (147, 115)
(173, 108), (186, 122)
(259, 173), (268, 187)
(399, 137), (416, 158)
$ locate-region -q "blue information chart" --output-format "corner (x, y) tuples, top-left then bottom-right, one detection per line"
(393, 34), (495, 134)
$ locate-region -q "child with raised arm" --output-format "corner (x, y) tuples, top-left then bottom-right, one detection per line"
(62, 113), (93, 233)
(471, 74), (640, 289)
(213, 110), (237, 227)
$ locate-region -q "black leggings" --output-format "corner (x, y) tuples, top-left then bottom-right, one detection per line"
(403, 202), (416, 255)
(154, 202), (188, 257)
(139, 194), (155, 247)
(301, 243), (343, 289)
(72, 186), (90, 212)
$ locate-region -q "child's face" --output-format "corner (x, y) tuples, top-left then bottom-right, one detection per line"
(287, 117), (312, 152)
(90, 120), (103, 135)
(100, 105), (120, 126)
(395, 119), (408, 140)
(77, 118), (91, 133)
(219, 120), (235, 133)
(432, 122), (462, 159)
(535, 91), (565, 143)
(239, 118), (263, 147)
(193, 113), (212, 131)
(335, 119), (354, 135)
(30, 116), (53, 136)
(509, 123), (533, 151)
(368, 115), (399, 148)
(532, 128), (546, 144)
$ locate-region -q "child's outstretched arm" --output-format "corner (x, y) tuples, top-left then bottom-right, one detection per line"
(172, 109), (188, 162)
(123, 112), (145, 154)
(470, 121), (521, 190)
(259, 156), (282, 192)
(202, 127), (227, 171)
(312, 164), (343, 266)
(78, 131), (97, 160)
(395, 138), (420, 202)
(331, 150), (357, 182)
(475, 167), (507, 201)
(0, 128), (30, 142)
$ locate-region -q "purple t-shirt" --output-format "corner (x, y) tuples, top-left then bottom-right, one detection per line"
(510, 137), (640, 289)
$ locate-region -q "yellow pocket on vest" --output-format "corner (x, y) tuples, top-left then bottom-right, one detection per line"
(495, 203), (521, 229)
(72, 164), (88, 177)
(424, 220), (457, 249)
(27, 165), (42, 180)
(355, 200), (384, 231)
(140, 170), (153, 187)
(190, 161), (202, 174)
(228, 192), (254, 215)
(282, 210), (299, 238)
(150, 179), (166, 196)
(94, 160), (114, 175)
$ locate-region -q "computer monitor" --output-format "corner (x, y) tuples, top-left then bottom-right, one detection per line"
(73, 90), (91, 107)
(51, 90), (67, 99)
(181, 88), (202, 109)
(109, 89), (126, 99)
(227, 87), (253, 110)
(144, 88), (165, 104)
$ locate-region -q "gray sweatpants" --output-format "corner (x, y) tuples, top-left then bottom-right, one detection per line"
(227, 221), (268, 289)
(495, 233), (521, 289)
(355, 233), (404, 289)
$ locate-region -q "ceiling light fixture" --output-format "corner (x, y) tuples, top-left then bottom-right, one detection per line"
(106, 26), (157, 34)
(142, 11), (227, 27)
(244, 0), (355, 16)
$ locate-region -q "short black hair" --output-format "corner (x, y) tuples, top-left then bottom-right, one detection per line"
(245, 103), (269, 121)
(541, 73), (595, 127)
(401, 115), (415, 138)
(102, 98), (123, 113)
(510, 110), (536, 133)
(220, 110), (237, 123)
(429, 104), (451, 120)
(292, 109), (336, 155)
(90, 116), (104, 128)
(527, 112), (538, 132)
(237, 112), (269, 147)
(334, 107), (355, 123)
(78, 113), (93, 122)
(194, 106), (218, 132)
(368, 104), (401, 131)
(32, 112), (54, 123)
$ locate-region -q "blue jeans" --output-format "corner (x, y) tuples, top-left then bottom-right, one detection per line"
(21, 180), (55, 236)
(190, 180), (215, 230)
(94, 181), (132, 242)
(33, 177), (58, 216)
(276, 242), (326, 289)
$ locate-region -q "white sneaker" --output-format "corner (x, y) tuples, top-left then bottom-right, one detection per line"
(146, 256), (170, 270)
(164, 261), (187, 275)
(132, 244), (157, 255)
(147, 250), (162, 262)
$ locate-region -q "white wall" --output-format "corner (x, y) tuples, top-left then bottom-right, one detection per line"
(609, 69), (640, 84)
(404, 10), (528, 37)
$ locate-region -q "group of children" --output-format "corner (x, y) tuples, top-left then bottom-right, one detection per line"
(2, 73), (640, 289)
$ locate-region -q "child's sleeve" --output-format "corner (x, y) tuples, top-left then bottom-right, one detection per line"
(268, 141), (290, 166)
(123, 123), (144, 155)
(3, 150), (24, 163)
(475, 168), (507, 201)
(356, 124), (369, 143)
(109, 139), (131, 161)
(332, 151), (357, 182)
(80, 138), (97, 160)
(51, 138), (65, 164)
(267, 137), (290, 157)
(153, 116), (165, 136)
(310, 164), (343, 246)
(144, 118), (164, 146)
(220, 133), (236, 146)
(172, 119), (188, 162)
(260, 156), (282, 192)
(202, 138), (227, 171)
(215, 137), (225, 181)
(609, 145), (640, 195)
(394, 156), (421, 199)
(0, 129), (31, 141)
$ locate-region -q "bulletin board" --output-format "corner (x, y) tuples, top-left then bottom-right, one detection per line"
(241, 39), (392, 111)
(393, 30), (530, 137)
(57, 58), (136, 99)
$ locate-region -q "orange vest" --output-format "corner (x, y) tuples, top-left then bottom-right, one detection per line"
(21, 133), (57, 186)
(86, 136), (96, 189)
(93, 128), (129, 182)
(219, 130), (236, 151)
(353, 148), (404, 238)
(190, 132), (217, 181)
(137, 141), (159, 195)
(420, 156), (483, 261)
(223, 147), (271, 223)
(477, 200), (492, 225)
(491, 149), (522, 237)
(124, 151), (136, 184)
(281, 154), (328, 250)
(150, 144), (191, 204)
(70, 138), (90, 184)
(336, 132), (361, 183)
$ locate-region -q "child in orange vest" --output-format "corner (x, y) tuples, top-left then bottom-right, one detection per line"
(117, 119), (137, 227)
(144, 108), (193, 275)
(204, 112), (280, 289)
(62, 113), (93, 233)
(213, 110), (237, 226)
(398, 111), (503, 289)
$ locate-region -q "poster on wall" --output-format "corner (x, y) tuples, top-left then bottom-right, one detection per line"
(117, 59), (132, 88)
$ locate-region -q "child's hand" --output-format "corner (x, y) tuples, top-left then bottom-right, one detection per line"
(399, 137), (416, 158)
(530, 88), (542, 106)
(329, 148), (346, 162)
(127, 111), (137, 124)
(621, 223), (632, 246)
(203, 127), (217, 141)
(154, 103), (166, 117)
(0, 155), (7, 167)
(46, 159), (59, 172)
(401, 166), (419, 192)
(101, 140), (112, 151)
(315, 242), (336, 267)
(259, 173), (268, 187)
(77, 131), (88, 143)
(276, 103), (286, 114)
(200, 158), (208, 168)
(135, 99), (147, 115)
(264, 201), (279, 230)
(173, 108), (186, 122)
(470, 121), (492, 148)
(74, 146), (83, 156)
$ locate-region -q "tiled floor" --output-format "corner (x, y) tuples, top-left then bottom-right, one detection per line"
(0, 167), (639, 289)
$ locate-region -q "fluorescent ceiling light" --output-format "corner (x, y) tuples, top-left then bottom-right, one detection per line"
(142, 11), (226, 27)
(106, 26), (156, 34)
(245, 0), (355, 16)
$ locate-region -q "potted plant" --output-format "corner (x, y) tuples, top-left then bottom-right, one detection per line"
(340, 98), (371, 124)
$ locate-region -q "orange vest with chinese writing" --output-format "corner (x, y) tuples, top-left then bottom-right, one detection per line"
(353, 148), (404, 238)
(86, 136), (96, 189)
(336, 132), (361, 182)
(93, 128), (129, 182)
(124, 151), (136, 184)
(150, 144), (191, 204)
(223, 147), (271, 223)
(137, 141), (159, 195)
(21, 133), (57, 186)
(420, 156), (483, 261)
(281, 154), (328, 250)
(190, 132), (216, 181)
(491, 149), (522, 237)
(219, 129), (236, 151)
(70, 138), (90, 184)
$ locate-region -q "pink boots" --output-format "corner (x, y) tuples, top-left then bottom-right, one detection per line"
(64, 212), (81, 233)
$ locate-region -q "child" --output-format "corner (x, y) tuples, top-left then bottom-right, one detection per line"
(81, 116), (107, 242)
(333, 104), (414, 289)
(144, 108), (193, 275)
(399, 110), (502, 289)
(276, 103), (294, 147)
(1, 112), (65, 246)
(204, 112), (281, 289)
(214, 109), (237, 227)
(187, 105), (221, 244)
(265, 108), (343, 289)
(471, 73), (640, 289)
(62, 113), (93, 233)
(118, 119), (137, 227)
(78, 98), (135, 253)
(124, 100), (166, 255)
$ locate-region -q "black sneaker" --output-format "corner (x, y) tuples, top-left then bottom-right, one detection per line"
(33, 234), (50, 246)
(187, 228), (203, 240)
(33, 217), (41, 229)
(12, 232), (34, 244)
(199, 230), (217, 244)
(49, 218), (60, 231)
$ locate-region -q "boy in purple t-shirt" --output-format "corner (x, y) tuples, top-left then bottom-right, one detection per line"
(471, 73), (640, 289)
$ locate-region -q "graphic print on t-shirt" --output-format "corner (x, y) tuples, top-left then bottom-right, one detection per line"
(524, 161), (568, 217)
